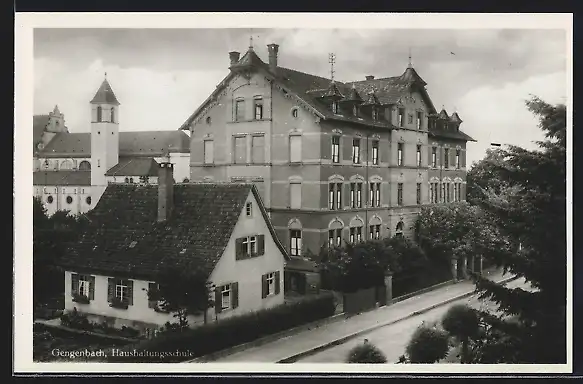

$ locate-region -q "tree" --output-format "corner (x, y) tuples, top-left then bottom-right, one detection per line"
(346, 341), (387, 363)
(441, 304), (480, 363)
(147, 265), (215, 329)
(405, 323), (450, 363)
(469, 96), (567, 363)
(466, 148), (508, 205)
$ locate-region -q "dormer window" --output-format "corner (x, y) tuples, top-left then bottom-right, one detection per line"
(352, 105), (358, 117)
(372, 108), (378, 121)
(332, 102), (339, 114)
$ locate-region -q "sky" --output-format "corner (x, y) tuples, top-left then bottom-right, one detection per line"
(33, 28), (567, 166)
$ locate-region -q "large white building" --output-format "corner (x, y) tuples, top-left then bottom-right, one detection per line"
(33, 77), (191, 216)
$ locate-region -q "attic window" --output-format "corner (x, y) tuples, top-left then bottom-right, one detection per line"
(332, 102), (339, 114)
(206, 116), (212, 125)
(246, 202), (253, 217)
(291, 108), (299, 118)
(129, 241), (137, 248)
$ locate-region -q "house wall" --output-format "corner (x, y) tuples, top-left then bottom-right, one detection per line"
(35, 185), (93, 216)
(207, 190), (286, 321)
(427, 137), (468, 202)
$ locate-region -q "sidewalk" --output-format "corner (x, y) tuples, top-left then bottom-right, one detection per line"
(210, 269), (514, 363)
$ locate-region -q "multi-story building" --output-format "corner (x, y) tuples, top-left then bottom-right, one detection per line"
(181, 43), (475, 259)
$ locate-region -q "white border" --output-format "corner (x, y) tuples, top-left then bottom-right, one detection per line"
(14, 12), (573, 374)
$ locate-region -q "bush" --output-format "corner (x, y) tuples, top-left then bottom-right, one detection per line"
(346, 342), (387, 363)
(107, 292), (336, 362)
(442, 304), (480, 341)
(60, 309), (92, 331)
(405, 324), (450, 363)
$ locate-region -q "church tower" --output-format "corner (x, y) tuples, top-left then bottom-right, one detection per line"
(90, 74), (120, 197)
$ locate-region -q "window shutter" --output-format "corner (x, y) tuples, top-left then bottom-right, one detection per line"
(235, 238), (243, 260)
(148, 282), (157, 309)
(127, 280), (134, 306)
(344, 183), (351, 208)
(343, 136), (351, 161)
(261, 274), (267, 299)
(71, 273), (79, 296)
(89, 276), (95, 300)
(215, 286), (222, 313)
(107, 278), (114, 302)
(257, 234), (265, 256)
(275, 271), (281, 295)
(231, 282), (239, 309)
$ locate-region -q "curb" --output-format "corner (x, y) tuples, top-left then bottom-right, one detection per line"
(277, 274), (519, 363)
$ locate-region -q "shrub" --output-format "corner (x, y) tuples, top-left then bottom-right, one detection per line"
(107, 292), (336, 362)
(60, 309), (92, 331)
(346, 342), (387, 363)
(405, 324), (450, 363)
(442, 304), (481, 363)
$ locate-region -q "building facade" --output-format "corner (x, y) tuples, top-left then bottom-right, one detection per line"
(183, 43), (475, 260)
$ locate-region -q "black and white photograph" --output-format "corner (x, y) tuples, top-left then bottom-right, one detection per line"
(14, 13), (572, 374)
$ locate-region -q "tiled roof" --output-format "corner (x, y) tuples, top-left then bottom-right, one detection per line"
(90, 79), (120, 105)
(59, 183), (289, 280)
(33, 115), (50, 152)
(33, 171), (91, 186)
(39, 130), (190, 158)
(429, 129), (476, 142)
(105, 157), (159, 176)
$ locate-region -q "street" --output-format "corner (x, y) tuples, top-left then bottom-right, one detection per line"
(295, 277), (533, 363)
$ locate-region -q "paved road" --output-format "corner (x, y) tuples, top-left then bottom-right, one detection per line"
(295, 277), (533, 364)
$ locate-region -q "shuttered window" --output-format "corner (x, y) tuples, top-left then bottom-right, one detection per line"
(71, 273), (95, 300)
(262, 271), (281, 299)
(215, 282), (238, 313)
(235, 235), (265, 260)
(107, 278), (133, 305)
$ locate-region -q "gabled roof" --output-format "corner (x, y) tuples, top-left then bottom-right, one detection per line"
(438, 109), (450, 120)
(105, 157), (159, 177)
(38, 130), (190, 158)
(362, 92), (381, 106)
(343, 85), (363, 103)
(450, 112), (463, 123)
(59, 183), (289, 280)
(429, 129), (476, 142)
(33, 170), (91, 186)
(90, 78), (120, 105)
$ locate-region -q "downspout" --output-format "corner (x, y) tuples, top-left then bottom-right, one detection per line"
(365, 133), (369, 236)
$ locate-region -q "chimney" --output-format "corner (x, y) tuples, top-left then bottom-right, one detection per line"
(365, 75), (375, 80)
(157, 161), (174, 222)
(267, 43), (279, 73)
(229, 51), (240, 66)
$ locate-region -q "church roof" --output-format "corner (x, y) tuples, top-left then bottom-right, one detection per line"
(38, 130), (190, 158)
(58, 183), (289, 280)
(33, 170), (91, 186)
(105, 157), (160, 177)
(33, 115), (50, 152)
(90, 78), (120, 105)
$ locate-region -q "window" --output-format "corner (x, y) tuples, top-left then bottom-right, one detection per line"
(416, 112), (423, 129)
(66, 196), (73, 204)
(234, 136), (246, 164)
(370, 182), (381, 207)
(397, 143), (404, 166)
(350, 226), (363, 243)
(395, 222), (404, 238)
(370, 224), (381, 240)
(352, 139), (361, 164)
(245, 202), (252, 217)
(356, 183), (362, 208)
(78, 275), (90, 297)
(262, 271), (280, 298)
(111, 107), (115, 123)
(204, 140), (214, 164)
(97, 106), (102, 122)
(432, 147), (437, 168)
(79, 160), (91, 171)
(328, 229), (342, 247)
(416, 145), (422, 167)
(251, 135), (265, 164)
(254, 98), (264, 120)
(235, 99), (245, 121)
(372, 108), (378, 121)
(331, 136), (340, 163)
(291, 108), (299, 118)
(408, 114), (413, 124)
(398, 108), (405, 127)
(397, 183), (403, 206)
(221, 284), (231, 309)
(47, 195), (53, 204)
(290, 135), (302, 163)
(86, 196), (91, 205)
(349, 182), (363, 208)
(353, 105), (358, 117)
(97, 159), (101, 168)
(129, 177), (134, 184)
(441, 183), (446, 203)
(236, 235), (265, 259)
(290, 182), (302, 209)
(206, 116), (212, 124)
(430, 182), (439, 203)
(416, 183), (422, 205)
(328, 182), (342, 210)
(115, 279), (130, 303)
(61, 160), (73, 170)
(124, 177), (129, 183)
(453, 183), (460, 202)
(444, 148), (450, 168)
(446, 182), (451, 203)
(456, 149), (461, 169)
(332, 101), (339, 114)
(290, 229), (302, 256)
(372, 141), (379, 165)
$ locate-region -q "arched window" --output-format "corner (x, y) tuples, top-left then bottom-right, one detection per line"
(60, 160), (73, 170)
(97, 106), (103, 122)
(349, 217), (364, 244)
(66, 196), (73, 204)
(124, 177), (129, 183)
(288, 219), (303, 257)
(78, 161), (91, 171)
(395, 221), (404, 238)
(369, 216), (382, 240)
(328, 219), (344, 247)
(110, 107), (115, 123)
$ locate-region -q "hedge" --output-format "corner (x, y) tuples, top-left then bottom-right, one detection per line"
(106, 291), (336, 362)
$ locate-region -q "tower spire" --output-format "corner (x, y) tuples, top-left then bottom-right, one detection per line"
(408, 47), (412, 68)
(328, 53), (336, 82)
(249, 28), (254, 50)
